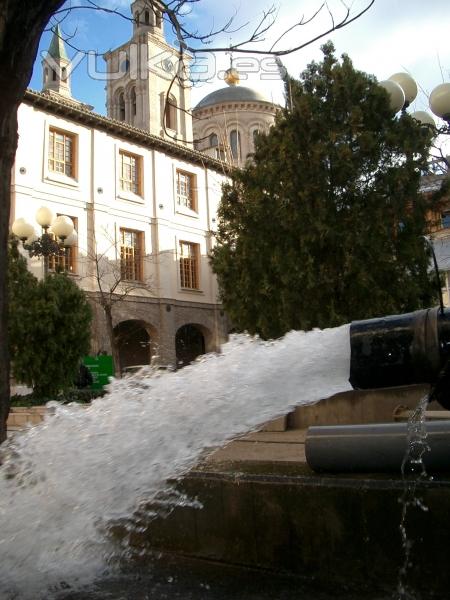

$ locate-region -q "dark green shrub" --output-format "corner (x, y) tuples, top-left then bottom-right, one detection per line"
(10, 388), (106, 408)
(8, 239), (92, 397)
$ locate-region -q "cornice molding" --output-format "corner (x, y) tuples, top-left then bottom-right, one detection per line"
(24, 89), (232, 175)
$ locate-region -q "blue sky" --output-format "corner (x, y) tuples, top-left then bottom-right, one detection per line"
(30, 0), (450, 119)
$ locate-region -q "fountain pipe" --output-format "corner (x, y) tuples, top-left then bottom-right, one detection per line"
(306, 307), (450, 473)
(305, 421), (450, 473)
(349, 307), (450, 409)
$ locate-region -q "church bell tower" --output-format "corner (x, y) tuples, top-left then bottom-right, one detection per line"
(42, 25), (72, 98)
(104, 1), (192, 143)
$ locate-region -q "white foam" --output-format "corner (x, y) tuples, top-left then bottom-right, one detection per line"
(0, 325), (351, 598)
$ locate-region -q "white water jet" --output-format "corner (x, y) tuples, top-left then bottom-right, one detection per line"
(0, 326), (352, 599)
(397, 395), (432, 600)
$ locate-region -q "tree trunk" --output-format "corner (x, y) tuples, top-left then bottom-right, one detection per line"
(0, 108), (16, 443)
(104, 304), (121, 377)
(0, 0), (66, 443)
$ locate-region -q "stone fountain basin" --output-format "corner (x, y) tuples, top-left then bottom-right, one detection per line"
(116, 384), (450, 599)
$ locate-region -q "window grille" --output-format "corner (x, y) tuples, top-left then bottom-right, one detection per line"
(120, 151), (140, 195)
(48, 215), (78, 274)
(120, 229), (143, 281)
(179, 241), (199, 289)
(48, 129), (74, 177)
(176, 170), (196, 210)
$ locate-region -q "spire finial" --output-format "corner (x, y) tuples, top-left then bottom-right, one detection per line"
(227, 40), (233, 69)
(48, 24), (69, 61)
(224, 41), (239, 86)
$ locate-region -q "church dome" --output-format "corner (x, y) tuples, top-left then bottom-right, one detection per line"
(195, 85), (272, 110)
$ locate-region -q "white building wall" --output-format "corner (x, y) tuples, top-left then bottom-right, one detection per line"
(14, 104), (92, 281)
(12, 100), (227, 310)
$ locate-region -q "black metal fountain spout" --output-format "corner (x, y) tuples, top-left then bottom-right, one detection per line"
(306, 306), (450, 473)
(349, 307), (450, 410)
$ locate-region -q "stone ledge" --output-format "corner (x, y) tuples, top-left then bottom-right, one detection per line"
(7, 406), (47, 429)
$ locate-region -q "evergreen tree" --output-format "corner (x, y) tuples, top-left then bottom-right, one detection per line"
(8, 241), (92, 398)
(211, 43), (442, 339)
(8, 238), (38, 360)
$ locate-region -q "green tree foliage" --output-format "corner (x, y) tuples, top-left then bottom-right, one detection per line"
(211, 43), (442, 339)
(8, 241), (92, 398)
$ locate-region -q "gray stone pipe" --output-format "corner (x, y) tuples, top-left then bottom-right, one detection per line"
(305, 421), (450, 473)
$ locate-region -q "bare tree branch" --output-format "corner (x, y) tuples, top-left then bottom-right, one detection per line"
(45, 0), (376, 58)
(269, 4), (325, 54)
(77, 230), (154, 375)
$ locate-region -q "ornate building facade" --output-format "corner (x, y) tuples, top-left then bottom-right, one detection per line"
(11, 2), (281, 372)
(13, 2), (448, 374)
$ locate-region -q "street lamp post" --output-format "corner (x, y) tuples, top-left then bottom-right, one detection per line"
(12, 207), (77, 278)
(377, 75), (450, 308)
(378, 74), (450, 176)
(378, 74), (450, 126)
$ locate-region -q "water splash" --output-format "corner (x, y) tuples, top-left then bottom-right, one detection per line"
(396, 394), (431, 600)
(0, 326), (352, 599)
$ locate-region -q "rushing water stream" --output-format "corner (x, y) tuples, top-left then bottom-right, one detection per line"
(397, 395), (432, 600)
(0, 326), (352, 599)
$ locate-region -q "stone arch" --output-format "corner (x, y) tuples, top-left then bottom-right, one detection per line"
(114, 319), (158, 372)
(175, 323), (212, 367)
(209, 132), (218, 147)
(115, 88), (126, 121)
(249, 123), (263, 151)
(199, 124), (227, 156)
(229, 128), (242, 160)
(165, 94), (178, 131)
(130, 87), (137, 114)
(249, 120), (264, 131)
(126, 83), (137, 122)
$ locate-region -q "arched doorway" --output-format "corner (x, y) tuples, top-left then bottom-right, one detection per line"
(176, 324), (206, 367)
(114, 320), (151, 372)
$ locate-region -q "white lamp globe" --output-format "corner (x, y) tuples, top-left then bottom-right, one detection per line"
(388, 73), (417, 105)
(64, 230), (78, 247)
(12, 218), (35, 240)
(379, 80), (405, 113)
(51, 215), (74, 239)
(25, 231), (38, 245)
(36, 206), (54, 228)
(410, 111), (436, 128)
(430, 83), (450, 121)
